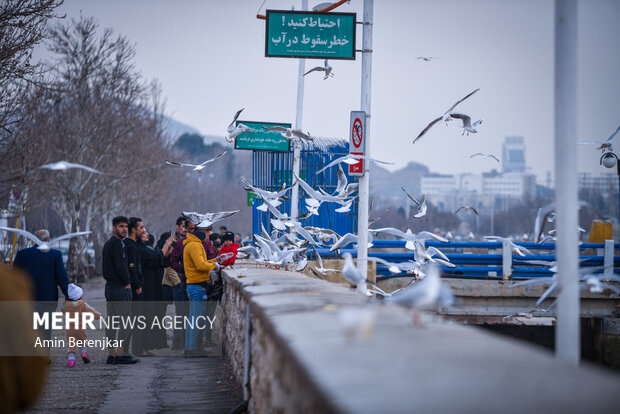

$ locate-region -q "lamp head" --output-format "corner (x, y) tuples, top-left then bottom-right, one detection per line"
(601, 153), (617, 169)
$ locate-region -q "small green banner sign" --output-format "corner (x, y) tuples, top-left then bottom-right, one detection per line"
(234, 120), (291, 152)
(265, 10), (356, 60)
(247, 191), (254, 206)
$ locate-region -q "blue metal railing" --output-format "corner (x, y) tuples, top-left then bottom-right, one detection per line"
(310, 240), (619, 281)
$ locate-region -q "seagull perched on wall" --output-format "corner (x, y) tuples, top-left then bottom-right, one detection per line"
(450, 113), (483, 136)
(303, 59), (333, 80)
(37, 161), (105, 175)
(165, 150), (227, 172)
(263, 126), (313, 141)
(386, 263), (454, 310)
(0, 227), (91, 253)
(413, 88), (480, 143)
(341, 252), (369, 288)
(469, 153), (499, 162)
(182, 209), (239, 229)
(225, 108), (255, 142)
(579, 125), (620, 153)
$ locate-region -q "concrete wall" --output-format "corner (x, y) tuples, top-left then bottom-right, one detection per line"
(220, 266), (620, 414)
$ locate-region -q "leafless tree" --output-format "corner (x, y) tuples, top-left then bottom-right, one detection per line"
(0, 0), (63, 135)
(5, 16), (171, 281)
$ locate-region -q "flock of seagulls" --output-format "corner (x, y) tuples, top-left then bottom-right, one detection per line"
(8, 50), (618, 321)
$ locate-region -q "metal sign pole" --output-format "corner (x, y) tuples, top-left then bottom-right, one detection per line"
(356, 0), (373, 293)
(290, 0), (308, 222)
(554, 0), (579, 365)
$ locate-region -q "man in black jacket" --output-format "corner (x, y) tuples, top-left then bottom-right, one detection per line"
(102, 216), (139, 365)
(126, 216), (147, 356)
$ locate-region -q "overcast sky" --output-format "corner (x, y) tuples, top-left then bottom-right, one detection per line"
(42, 0), (620, 182)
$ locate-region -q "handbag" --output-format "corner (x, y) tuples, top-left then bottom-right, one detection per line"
(162, 267), (181, 287)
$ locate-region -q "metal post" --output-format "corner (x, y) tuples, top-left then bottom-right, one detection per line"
(356, 0), (373, 293)
(617, 161), (620, 230)
(502, 241), (513, 280)
(604, 239), (614, 278)
(554, 0), (579, 365)
(9, 215), (18, 267)
(290, 0), (308, 221)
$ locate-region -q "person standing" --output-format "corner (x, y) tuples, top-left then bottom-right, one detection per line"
(183, 230), (218, 357)
(13, 229), (69, 352)
(166, 217), (188, 350)
(101, 216), (139, 364)
(126, 217), (146, 356)
(138, 232), (167, 352)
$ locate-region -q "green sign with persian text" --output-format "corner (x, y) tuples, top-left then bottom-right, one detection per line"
(265, 10), (356, 60)
(234, 120), (291, 152)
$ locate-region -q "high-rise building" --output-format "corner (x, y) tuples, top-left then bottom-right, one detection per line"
(502, 136), (526, 173)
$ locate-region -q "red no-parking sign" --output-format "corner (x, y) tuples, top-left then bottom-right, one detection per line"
(349, 111), (366, 177)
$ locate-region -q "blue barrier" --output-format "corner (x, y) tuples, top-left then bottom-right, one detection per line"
(310, 240), (618, 280)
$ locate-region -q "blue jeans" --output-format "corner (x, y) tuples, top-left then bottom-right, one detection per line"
(172, 281), (187, 347)
(185, 284), (207, 351)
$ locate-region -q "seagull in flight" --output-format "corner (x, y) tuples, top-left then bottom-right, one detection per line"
(369, 227), (447, 250)
(329, 232), (373, 252)
(303, 59), (333, 80)
(225, 108), (255, 142)
(450, 113), (483, 136)
(401, 186), (427, 219)
(0, 227), (91, 253)
(579, 125), (620, 152)
(483, 236), (533, 256)
(413, 88), (480, 143)
(165, 150), (227, 172)
(469, 153), (499, 162)
(455, 206), (479, 216)
(182, 209), (239, 228)
(316, 154), (393, 175)
(263, 126), (313, 141)
(416, 56), (439, 62)
(37, 161), (105, 175)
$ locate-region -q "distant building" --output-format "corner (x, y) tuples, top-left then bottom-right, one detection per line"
(421, 136), (536, 213)
(502, 136), (526, 173)
(578, 172), (618, 192)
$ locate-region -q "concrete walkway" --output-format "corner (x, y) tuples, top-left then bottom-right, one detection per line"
(26, 277), (242, 413)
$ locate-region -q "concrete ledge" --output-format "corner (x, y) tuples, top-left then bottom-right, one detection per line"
(221, 266), (620, 413)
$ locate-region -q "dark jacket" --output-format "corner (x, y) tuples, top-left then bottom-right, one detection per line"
(102, 236), (131, 287)
(138, 243), (164, 301)
(13, 247), (69, 301)
(124, 238), (143, 291)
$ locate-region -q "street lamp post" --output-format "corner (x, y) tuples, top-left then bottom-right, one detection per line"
(600, 151), (620, 227)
